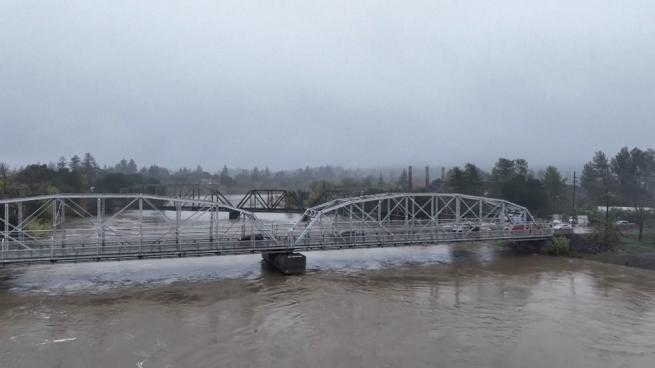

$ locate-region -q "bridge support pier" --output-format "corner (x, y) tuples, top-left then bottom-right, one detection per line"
(262, 252), (306, 275)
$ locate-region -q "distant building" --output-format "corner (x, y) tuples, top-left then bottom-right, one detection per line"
(597, 206), (655, 213)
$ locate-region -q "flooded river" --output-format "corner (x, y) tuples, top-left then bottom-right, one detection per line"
(2, 244), (655, 368)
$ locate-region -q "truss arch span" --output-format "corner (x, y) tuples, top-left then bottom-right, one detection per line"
(289, 193), (538, 246)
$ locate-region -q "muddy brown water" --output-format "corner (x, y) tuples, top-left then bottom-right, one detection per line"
(2, 243), (655, 368)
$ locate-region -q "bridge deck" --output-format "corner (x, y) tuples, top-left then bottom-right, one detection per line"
(1, 228), (551, 265)
(158, 206), (305, 213)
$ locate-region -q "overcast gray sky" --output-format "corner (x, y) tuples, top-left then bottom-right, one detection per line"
(1, 0), (654, 171)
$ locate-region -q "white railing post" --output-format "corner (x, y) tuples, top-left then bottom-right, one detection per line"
(51, 200), (56, 258)
(176, 201), (181, 252)
(138, 197), (143, 255)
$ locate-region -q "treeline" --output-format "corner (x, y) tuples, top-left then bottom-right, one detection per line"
(439, 159), (569, 217)
(440, 147), (655, 240)
(579, 147), (655, 240)
(1, 147), (653, 234)
(0, 155), (398, 198)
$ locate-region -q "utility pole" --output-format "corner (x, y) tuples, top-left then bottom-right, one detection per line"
(605, 166), (610, 247)
(572, 171), (577, 223)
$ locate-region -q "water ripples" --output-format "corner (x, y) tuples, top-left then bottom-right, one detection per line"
(3, 246), (655, 367)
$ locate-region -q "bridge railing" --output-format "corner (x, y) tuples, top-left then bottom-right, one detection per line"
(287, 220), (552, 248)
(0, 222), (289, 263)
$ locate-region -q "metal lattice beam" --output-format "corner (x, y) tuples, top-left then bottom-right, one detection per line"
(0, 193), (281, 263)
(289, 193), (539, 246)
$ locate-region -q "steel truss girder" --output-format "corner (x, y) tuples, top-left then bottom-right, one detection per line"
(121, 183), (234, 207)
(290, 193), (536, 245)
(236, 189), (303, 211)
(1, 192), (548, 264)
(0, 194), (280, 262)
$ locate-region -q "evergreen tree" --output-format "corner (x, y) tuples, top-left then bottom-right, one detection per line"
(69, 155), (81, 171)
(542, 166), (567, 213)
(580, 151), (612, 204)
(446, 167), (467, 193)
(220, 165), (229, 177)
(397, 169), (408, 190)
(57, 156), (67, 171)
(463, 163), (483, 195)
(0, 162), (9, 197)
(489, 158), (548, 215)
(116, 159), (128, 173)
(81, 153), (98, 191)
(251, 167), (261, 181)
(491, 158), (515, 182)
(514, 159), (529, 177)
(127, 159), (138, 174)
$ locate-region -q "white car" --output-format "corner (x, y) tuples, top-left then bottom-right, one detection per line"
(552, 221), (572, 230)
(615, 220), (637, 229)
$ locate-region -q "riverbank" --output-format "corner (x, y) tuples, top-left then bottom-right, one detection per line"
(580, 245), (655, 270)
(567, 232), (655, 271)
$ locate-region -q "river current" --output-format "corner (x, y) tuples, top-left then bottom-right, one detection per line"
(2, 243), (655, 368)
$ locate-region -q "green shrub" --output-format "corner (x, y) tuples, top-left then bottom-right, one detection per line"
(548, 236), (570, 256)
(588, 212), (622, 250)
(25, 218), (53, 237)
(496, 240), (512, 248)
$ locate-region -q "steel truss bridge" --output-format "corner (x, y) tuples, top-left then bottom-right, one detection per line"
(0, 193), (552, 265)
(236, 189), (305, 213)
(121, 184), (306, 213)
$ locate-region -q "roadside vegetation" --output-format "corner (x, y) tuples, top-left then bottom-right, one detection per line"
(621, 231), (655, 248)
(548, 237), (570, 256)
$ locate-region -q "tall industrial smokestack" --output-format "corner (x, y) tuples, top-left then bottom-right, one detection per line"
(425, 166), (429, 188)
(441, 166), (446, 180)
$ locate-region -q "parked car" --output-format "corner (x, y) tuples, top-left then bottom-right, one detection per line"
(508, 224), (530, 232)
(449, 223), (472, 233)
(338, 230), (365, 238)
(468, 224), (493, 232)
(552, 221), (572, 230)
(615, 220), (637, 230)
(240, 233), (264, 241)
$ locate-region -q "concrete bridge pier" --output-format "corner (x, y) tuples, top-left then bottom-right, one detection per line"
(262, 252), (306, 275)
